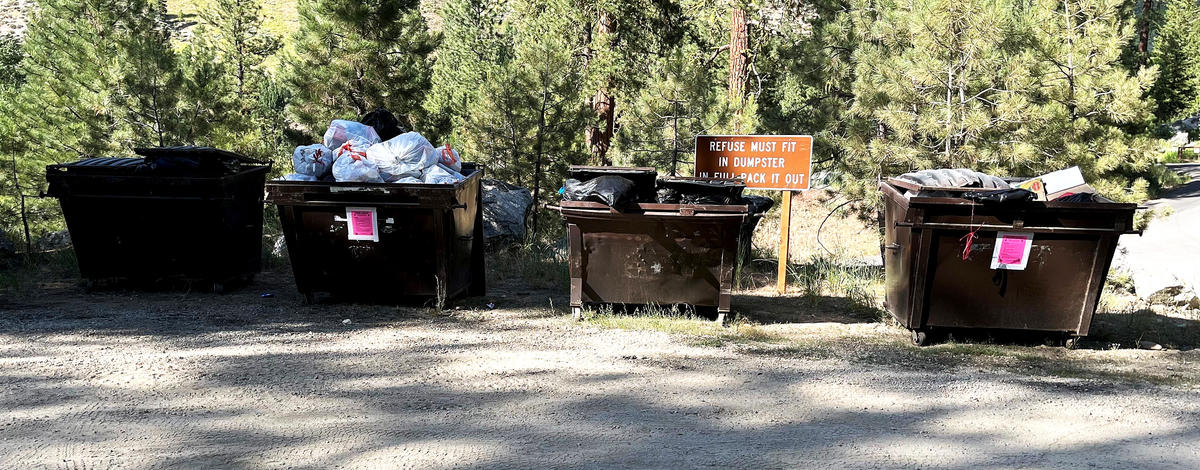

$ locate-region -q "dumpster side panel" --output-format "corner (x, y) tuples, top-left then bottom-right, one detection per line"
(49, 168), (267, 284)
(883, 188), (916, 327)
(924, 231), (1100, 332)
(566, 214), (741, 311)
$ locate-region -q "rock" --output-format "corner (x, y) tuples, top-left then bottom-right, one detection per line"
(35, 230), (71, 251)
(1138, 340), (1163, 351)
(481, 179), (533, 249)
(1148, 285), (1185, 305)
(1172, 292), (1200, 310)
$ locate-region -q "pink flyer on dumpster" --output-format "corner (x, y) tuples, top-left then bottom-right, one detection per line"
(345, 206), (379, 242)
(990, 231), (1033, 270)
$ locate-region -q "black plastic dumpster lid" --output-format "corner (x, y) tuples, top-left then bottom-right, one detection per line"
(53, 157), (145, 169)
(133, 146), (268, 175)
(134, 146), (268, 165)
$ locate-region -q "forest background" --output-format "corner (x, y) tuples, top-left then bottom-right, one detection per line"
(1, 0), (1197, 248)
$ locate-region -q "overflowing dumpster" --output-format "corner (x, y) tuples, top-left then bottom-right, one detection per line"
(881, 172), (1139, 347)
(551, 167), (769, 321)
(45, 147), (270, 291)
(266, 163), (485, 304)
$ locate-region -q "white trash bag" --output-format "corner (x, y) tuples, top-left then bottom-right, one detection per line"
(323, 120), (381, 150)
(365, 132), (438, 179)
(434, 143), (462, 172)
(282, 173), (318, 181)
(422, 162), (466, 184)
(331, 142), (383, 183)
(292, 144), (335, 177)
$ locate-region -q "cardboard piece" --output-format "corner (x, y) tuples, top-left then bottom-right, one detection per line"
(1016, 166), (1091, 201)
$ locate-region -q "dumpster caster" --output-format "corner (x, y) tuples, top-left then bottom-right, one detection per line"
(715, 313), (727, 324)
(912, 330), (931, 346)
(571, 306), (583, 321)
(1064, 336), (1080, 350)
(212, 282), (225, 294)
(303, 292), (317, 305)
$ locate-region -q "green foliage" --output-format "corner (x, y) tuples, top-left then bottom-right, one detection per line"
(286, 0), (437, 137)
(0, 34), (24, 88)
(423, 0), (508, 139)
(453, 0), (587, 229)
(1148, 0), (1200, 122)
(614, 43), (726, 175)
(839, 0), (1162, 203)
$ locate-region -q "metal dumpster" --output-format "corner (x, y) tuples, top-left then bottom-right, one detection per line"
(881, 179), (1139, 347)
(265, 163), (485, 304)
(45, 147), (270, 290)
(550, 201), (750, 321)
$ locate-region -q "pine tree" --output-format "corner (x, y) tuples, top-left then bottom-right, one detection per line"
(423, 0), (508, 138)
(1148, 0), (1200, 121)
(461, 0), (586, 232)
(840, 0), (1028, 199)
(197, 0), (281, 101)
(615, 43), (725, 175)
(286, 0), (437, 136)
(1023, 0), (1159, 201)
(16, 0), (121, 160)
(110, 0), (186, 148)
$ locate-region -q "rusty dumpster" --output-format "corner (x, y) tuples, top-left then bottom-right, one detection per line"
(551, 201), (750, 320)
(265, 163), (485, 304)
(881, 179), (1139, 347)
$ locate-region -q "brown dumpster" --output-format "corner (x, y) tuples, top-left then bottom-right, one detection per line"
(881, 179), (1139, 347)
(550, 201), (749, 321)
(265, 163), (485, 304)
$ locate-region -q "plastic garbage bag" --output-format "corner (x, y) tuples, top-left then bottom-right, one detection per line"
(563, 175), (637, 208)
(895, 168), (1009, 189)
(365, 132), (438, 179)
(323, 120), (381, 150)
(741, 195), (774, 214)
(332, 142), (383, 183)
(434, 144), (462, 172)
(962, 188), (1034, 204)
(422, 163), (466, 184)
(282, 173), (317, 181)
(360, 108), (406, 141)
(656, 177), (745, 205)
(292, 144), (334, 177)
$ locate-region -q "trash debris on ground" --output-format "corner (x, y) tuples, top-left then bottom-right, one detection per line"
(260, 293), (274, 298)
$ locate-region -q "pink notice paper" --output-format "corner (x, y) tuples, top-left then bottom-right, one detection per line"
(998, 236), (1027, 264)
(350, 210), (374, 236)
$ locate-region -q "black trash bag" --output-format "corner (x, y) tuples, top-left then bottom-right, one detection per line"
(360, 108), (407, 141)
(1056, 192), (1114, 203)
(741, 195), (774, 214)
(962, 188), (1035, 204)
(658, 177), (745, 205)
(656, 187), (681, 203)
(563, 176), (637, 208)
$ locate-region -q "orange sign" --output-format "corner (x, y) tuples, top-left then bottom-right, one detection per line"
(694, 135), (813, 191)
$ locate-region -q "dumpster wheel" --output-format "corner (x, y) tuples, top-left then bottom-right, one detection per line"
(1064, 335), (1080, 350)
(911, 329), (932, 347)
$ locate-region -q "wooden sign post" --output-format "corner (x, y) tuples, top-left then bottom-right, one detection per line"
(695, 135), (813, 295)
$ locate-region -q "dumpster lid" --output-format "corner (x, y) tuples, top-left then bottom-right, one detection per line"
(134, 146), (268, 166)
(51, 157), (145, 169)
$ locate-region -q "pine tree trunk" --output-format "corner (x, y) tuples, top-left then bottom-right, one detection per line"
(586, 10), (615, 166)
(728, 7), (749, 105)
(1137, 0), (1153, 63)
(531, 90), (548, 233)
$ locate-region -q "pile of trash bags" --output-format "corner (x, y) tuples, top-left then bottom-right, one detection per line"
(561, 167), (774, 215)
(282, 109), (465, 184)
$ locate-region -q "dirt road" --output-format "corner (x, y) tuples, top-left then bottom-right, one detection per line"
(2, 272), (1198, 469)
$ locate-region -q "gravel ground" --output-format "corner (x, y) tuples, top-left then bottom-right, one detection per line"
(2, 271), (1199, 469)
